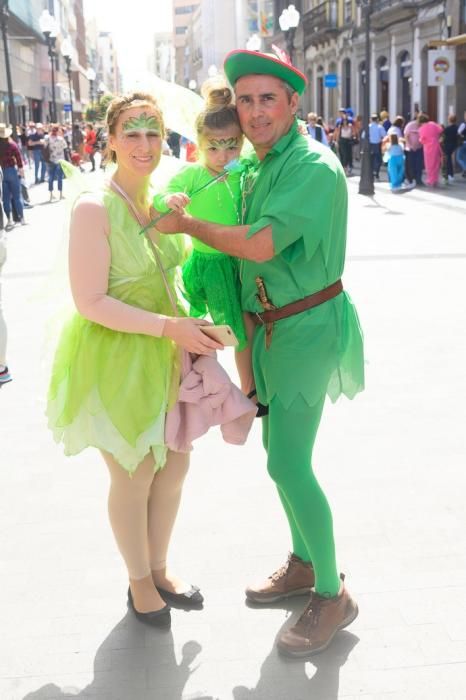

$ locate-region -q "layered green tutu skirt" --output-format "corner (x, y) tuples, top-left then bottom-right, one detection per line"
(182, 250), (247, 351)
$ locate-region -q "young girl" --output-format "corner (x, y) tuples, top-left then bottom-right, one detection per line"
(153, 81), (253, 393)
(384, 133), (405, 191)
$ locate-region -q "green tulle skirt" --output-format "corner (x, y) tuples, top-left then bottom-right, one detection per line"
(182, 250), (247, 351)
(47, 312), (180, 473)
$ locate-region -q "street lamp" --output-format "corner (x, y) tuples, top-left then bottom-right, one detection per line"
(0, 1), (17, 140)
(39, 9), (58, 123)
(279, 4), (300, 64)
(357, 0), (374, 196)
(188, 79), (197, 91)
(86, 67), (96, 106)
(60, 36), (74, 126)
(246, 33), (262, 52)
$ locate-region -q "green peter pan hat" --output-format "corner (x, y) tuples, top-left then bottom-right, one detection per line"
(224, 47), (308, 95)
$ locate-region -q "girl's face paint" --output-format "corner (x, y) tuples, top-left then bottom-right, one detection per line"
(200, 126), (243, 174)
(109, 107), (163, 175)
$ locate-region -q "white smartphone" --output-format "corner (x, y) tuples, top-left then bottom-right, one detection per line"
(200, 324), (239, 347)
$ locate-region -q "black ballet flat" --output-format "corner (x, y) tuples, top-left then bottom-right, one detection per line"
(247, 389), (269, 417)
(157, 585), (204, 609)
(127, 587), (171, 628)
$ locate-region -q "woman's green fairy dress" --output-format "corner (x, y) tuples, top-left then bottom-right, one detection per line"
(47, 186), (188, 474)
(153, 163), (247, 351)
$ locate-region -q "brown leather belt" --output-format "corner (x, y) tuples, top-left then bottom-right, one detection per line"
(251, 279), (343, 326)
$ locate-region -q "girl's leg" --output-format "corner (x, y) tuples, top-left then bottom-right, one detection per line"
(148, 450), (192, 592)
(266, 394), (340, 598)
(387, 158), (395, 188)
(101, 449), (166, 612)
(395, 157), (404, 188)
(57, 164), (64, 194)
(48, 164), (55, 193)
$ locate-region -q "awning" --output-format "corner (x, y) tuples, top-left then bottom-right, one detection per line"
(428, 34), (466, 48)
(0, 91), (27, 106)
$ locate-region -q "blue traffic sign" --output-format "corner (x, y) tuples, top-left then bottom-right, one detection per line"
(63, 103), (72, 112)
(324, 73), (338, 88)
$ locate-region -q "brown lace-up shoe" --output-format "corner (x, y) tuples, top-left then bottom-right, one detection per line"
(245, 553), (315, 603)
(277, 574), (358, 657)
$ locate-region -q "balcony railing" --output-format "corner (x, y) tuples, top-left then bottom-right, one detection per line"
(303, 1), (338, 49)
(372, 0), (419, 10)
(370, 0), (419, 30)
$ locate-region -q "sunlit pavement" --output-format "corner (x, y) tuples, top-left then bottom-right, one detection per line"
(1, 166), (466, 699)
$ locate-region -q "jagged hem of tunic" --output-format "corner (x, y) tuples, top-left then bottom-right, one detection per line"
(260, 369), (365, 411)
(46, 384), (168, 474)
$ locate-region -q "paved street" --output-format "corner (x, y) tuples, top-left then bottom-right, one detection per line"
(1, 167), (466, 700)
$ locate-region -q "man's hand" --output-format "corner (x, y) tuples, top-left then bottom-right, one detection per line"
(149, 207), (190, 235)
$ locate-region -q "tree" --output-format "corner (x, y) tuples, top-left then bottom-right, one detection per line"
(85, 94), (114, 123)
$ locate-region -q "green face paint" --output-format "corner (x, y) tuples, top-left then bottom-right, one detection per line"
(207, 137), (240, 150)
(122, 112), (161, 136)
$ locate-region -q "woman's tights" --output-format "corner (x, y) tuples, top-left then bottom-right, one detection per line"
(262, 394), (340, 598)
(101, 449), (190, 580)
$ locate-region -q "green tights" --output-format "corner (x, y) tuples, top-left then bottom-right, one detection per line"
(262, 393), (340, 598)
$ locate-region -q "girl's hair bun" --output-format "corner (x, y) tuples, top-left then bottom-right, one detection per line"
(201, 77), (232, 109)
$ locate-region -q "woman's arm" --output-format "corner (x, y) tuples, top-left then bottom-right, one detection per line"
(12, 142), (23, 170)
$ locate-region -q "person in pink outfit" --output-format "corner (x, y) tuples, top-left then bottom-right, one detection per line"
(418, 114), (443, 186)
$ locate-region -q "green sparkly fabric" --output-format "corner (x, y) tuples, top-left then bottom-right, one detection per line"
(182, 249), (247, 351)
(47, 187), (188, 472)
(153, 163), (247, 349)
(241, 122), (365, 408)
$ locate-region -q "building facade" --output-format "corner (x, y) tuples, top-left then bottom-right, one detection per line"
(182, 0), (276, 88)
(148, 31), (175, 82)
(0, 0), (121, 127)
(282, 0), (465, 125)
(97, 31), (120, 95)
(172, 0), (201, 85)
(0, 0), (44, 125)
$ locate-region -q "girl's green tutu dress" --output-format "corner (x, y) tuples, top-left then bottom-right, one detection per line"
(153, 163), (247, 351)
(46, 186), (188, 474)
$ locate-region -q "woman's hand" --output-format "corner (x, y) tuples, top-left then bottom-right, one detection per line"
(163, 317), (224, 354)
(165, 192), (191, 212)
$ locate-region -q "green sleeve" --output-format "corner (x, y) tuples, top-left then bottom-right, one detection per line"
(247, 157), (347, 261)
(152, 165), (198, 212)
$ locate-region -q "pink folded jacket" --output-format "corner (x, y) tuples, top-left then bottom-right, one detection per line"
(165, 352), (257, 453)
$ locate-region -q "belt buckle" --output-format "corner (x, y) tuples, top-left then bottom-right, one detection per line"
(255, 311), (265, 325)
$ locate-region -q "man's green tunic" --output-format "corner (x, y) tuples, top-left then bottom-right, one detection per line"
(241, 121), (364, 409)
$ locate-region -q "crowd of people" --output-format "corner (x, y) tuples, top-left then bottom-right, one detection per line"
(302, 107), (466, 192)
(0, 120), (110, 231)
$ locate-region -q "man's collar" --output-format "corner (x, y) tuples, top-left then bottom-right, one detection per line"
(266, 118), (300, 158)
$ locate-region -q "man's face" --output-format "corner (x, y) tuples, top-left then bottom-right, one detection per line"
(235, 75), (298, 157)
